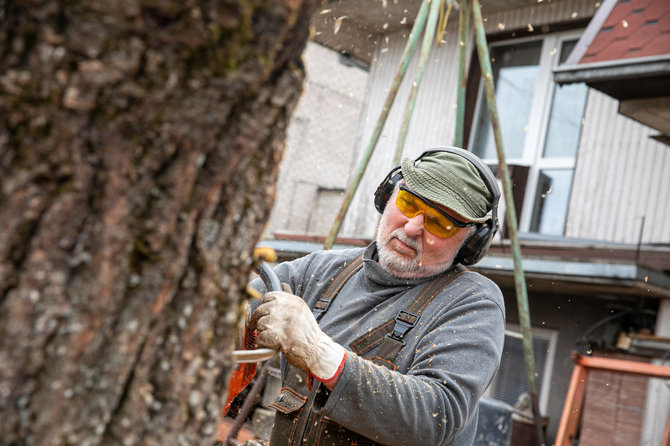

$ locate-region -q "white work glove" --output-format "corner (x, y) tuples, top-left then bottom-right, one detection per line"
(249, 285), (347, 384)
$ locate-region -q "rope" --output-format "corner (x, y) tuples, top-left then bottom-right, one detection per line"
(437, 0), (454, 47)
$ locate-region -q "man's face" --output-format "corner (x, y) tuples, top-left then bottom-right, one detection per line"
(376, 185), (474, 279)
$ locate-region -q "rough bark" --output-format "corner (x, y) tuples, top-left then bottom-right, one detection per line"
(0, 0), (317, 444)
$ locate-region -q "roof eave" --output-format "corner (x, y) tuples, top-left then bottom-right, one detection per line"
(554, 54), (670, 86)
(475, 255), (670, 300)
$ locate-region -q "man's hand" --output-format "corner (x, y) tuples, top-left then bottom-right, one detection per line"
(249, 286), (346, 385)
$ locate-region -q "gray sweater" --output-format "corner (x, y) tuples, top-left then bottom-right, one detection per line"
(252, 243), (505, 445)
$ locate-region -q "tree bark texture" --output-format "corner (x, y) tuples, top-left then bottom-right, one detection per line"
(0, 0), (317, 444)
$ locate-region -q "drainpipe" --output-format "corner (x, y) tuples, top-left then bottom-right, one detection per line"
(323, 0), (432, 250)
(470, 1), (546, 445)
(454, 0), (469, 147)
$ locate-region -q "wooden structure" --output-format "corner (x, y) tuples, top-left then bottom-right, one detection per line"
(556, 351), (670, 446)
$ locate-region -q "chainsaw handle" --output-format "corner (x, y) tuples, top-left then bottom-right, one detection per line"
(255, 260), (282, 293)
(231, 261), (280, 364)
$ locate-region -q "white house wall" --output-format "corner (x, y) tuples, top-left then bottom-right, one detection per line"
(566, 89), (670, 244)
(267, 42), (369, 237)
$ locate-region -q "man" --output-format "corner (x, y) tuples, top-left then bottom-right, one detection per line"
(248, 147), (505, 445)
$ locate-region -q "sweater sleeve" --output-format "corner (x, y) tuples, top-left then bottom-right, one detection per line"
(313, 277), (505, 446)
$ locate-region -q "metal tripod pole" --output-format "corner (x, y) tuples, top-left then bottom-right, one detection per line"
(470, 0), (546, 444)
(323, 0), (432, 250)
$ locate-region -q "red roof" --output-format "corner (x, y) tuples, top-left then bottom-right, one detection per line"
(580, 0), (670, 64)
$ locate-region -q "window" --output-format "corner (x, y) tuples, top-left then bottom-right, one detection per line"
(484, 325), (558, 413)
(469, 33), (588, 237)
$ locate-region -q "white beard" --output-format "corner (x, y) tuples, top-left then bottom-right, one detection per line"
(376, 227), (454, 279)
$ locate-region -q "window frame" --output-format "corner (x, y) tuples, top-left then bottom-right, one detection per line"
(468, 29), (586, 236)
(483, 324), (558, 413)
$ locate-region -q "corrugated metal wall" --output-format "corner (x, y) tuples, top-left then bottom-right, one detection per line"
(566, 89), (670, 244)
(339, 0), (670, 245)
(339, 14), (464, 239)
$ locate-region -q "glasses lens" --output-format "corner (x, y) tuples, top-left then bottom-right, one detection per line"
(425, 212), (459, 238)
(395, 189), (462, 238)
(395, 190), (420, 215)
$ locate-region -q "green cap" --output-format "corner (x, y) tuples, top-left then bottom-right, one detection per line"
(401, 151), (493, 223)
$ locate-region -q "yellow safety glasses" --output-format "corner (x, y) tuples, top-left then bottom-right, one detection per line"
(395, 185), (474, 238)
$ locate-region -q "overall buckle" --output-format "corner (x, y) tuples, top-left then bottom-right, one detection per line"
(388, 310), (420, 342)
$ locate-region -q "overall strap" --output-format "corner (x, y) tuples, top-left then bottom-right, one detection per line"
(311, 254), (364, 321)
(350, 264), (468, 369)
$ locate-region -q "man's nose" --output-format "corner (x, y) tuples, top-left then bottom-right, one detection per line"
(404, 213), (425, 237)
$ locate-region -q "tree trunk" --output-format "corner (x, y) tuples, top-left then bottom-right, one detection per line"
(0, 0), (316, 444)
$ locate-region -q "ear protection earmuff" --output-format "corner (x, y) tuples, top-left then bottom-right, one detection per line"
(373, 146), (500, 266)
(374, 167), (403, 214)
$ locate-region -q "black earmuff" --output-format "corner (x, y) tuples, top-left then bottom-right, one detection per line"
(373, 146), (500, 266)
(374, 167), (403, 214)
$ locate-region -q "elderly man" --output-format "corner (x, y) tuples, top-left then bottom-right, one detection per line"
(249, 147), (506, 445)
